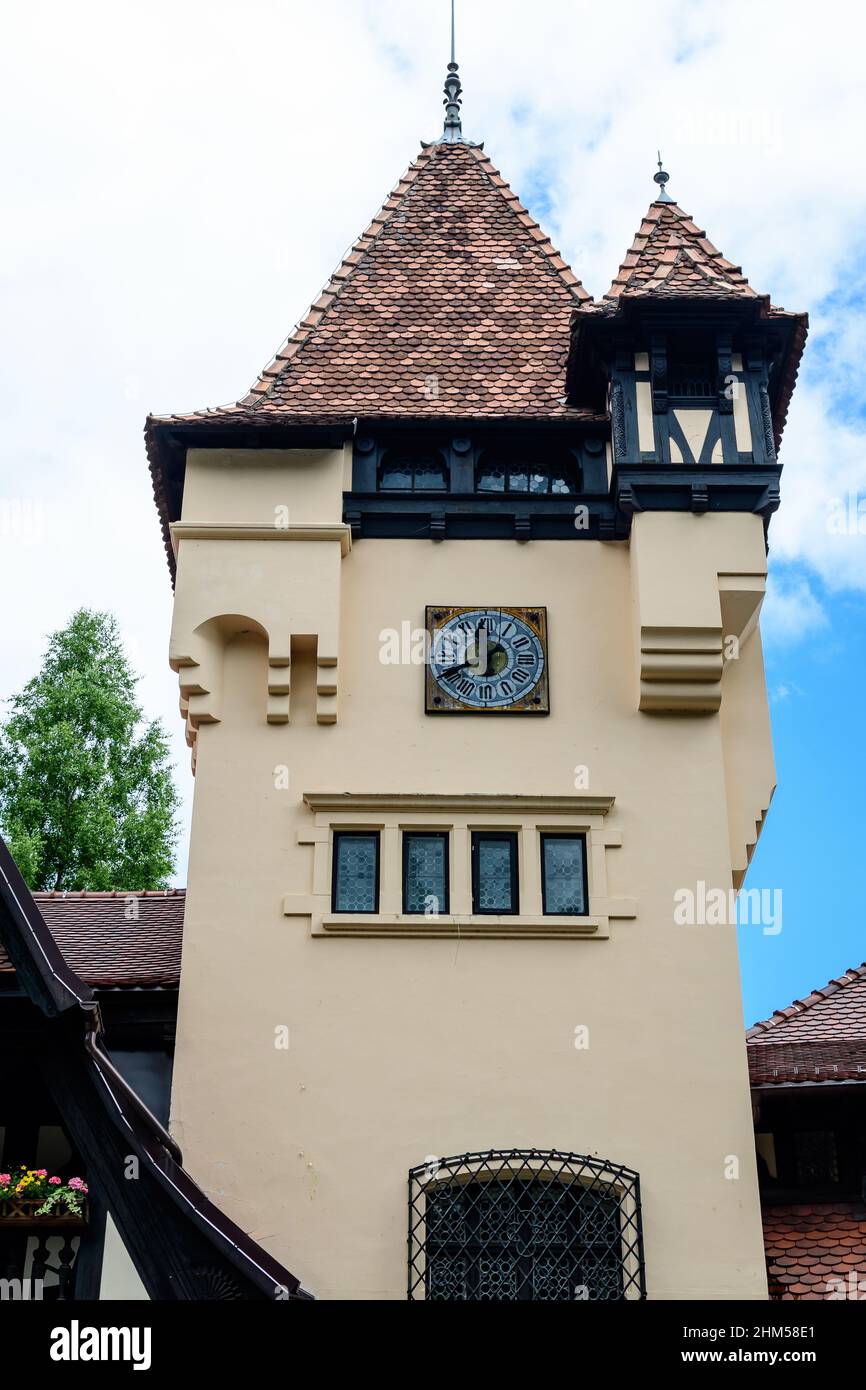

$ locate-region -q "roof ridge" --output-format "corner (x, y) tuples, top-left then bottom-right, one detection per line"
(747, 963), (866, 1037)
(33, 888), (187, 899)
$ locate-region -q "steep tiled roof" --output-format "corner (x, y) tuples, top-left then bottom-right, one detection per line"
(747, 964), (866, 1084)
(764, 1204), (866, 1299)
(604, 199), (759, 302)
(0, 890), (184, 989)
(152, 142), (590, 427)
(145, 140), (602, 582)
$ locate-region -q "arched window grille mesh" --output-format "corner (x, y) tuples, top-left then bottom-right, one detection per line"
(408, 1148), (645, 1301)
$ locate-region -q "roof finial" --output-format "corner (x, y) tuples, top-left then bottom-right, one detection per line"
(440, 0), (464, 143)
(654, 151), (674, 203)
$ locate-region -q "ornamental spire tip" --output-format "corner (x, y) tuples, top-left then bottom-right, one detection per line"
(654, 151), (674, 203)
(436, 1), (476, 145)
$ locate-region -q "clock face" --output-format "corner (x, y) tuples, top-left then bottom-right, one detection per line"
(425, 606), (549, 714)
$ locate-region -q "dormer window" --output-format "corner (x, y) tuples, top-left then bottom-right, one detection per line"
(379, 450), (448, 491)
(475, 451), (578, 496)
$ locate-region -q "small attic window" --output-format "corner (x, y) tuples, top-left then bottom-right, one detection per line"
(668, 358), (716, 400)
(379, 450), (448, 492)
(476, 451), (579, 496)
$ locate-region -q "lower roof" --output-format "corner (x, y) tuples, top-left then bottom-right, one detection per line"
(764, 1203), (866, 1300)
(0, 890), (184, 989)
(747, 963), (866, 1085)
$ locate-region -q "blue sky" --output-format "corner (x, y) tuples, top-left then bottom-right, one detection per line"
(741, 575), (866, 1026)
(1, 0), (864, 1030)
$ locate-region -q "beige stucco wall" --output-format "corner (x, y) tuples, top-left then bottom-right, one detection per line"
(167, 448), (771, 1300)
(181, 447), (351, 526)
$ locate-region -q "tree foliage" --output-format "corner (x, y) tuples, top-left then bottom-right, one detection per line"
(0, 610), (178, 890)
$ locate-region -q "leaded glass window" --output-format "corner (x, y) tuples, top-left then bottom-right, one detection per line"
(541, 834), (588, 915)
(379, 451), (447, 491)
(475, 452), (578, 496)
(403, 832), (449, 915)
(332, 832), (379, 913)
(471, 832), (518, 915)
(409, 1150), (645, 1301)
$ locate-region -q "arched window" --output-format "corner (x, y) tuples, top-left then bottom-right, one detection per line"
(379, 449), (448, 492)
(475, 452), (579, 496)
(408, 1148), (645, 1301)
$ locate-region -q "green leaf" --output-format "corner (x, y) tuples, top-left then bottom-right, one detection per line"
(0, 609), (179, 890)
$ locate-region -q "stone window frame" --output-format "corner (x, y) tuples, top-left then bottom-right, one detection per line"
(283, 793), (636, 939)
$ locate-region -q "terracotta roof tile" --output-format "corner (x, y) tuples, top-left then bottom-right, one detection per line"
(747, 963), (866, 1084)
(603, 199), (760, 303)
(764, 1204), (866, 1299)
(0, 891), (184, 989)
(154, 142), (591, 430)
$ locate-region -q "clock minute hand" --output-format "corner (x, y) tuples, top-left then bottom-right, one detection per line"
(468, 623), (488, 672)
(439, 660), (470, 680)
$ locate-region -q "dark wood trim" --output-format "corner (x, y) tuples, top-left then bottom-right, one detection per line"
(70, 1186), (108, 1300)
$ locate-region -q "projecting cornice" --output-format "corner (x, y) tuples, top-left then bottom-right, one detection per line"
(301, 792), (616, 816)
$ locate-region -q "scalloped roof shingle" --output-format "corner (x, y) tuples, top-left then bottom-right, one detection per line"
(604, 198), (760, 302)
(152, 141), (592, 427)
(765, 1204), (866, 1300)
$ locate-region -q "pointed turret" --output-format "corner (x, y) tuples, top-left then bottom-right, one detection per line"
(567, 162), (808, 516)
(603, 158), (763, 304)
(604, 197), (759, 303)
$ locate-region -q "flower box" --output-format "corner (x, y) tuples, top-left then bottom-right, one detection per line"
(0, 1168), (89, 1226)
(0, 1196), (88, 1229)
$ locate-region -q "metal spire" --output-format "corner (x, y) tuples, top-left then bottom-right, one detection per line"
(653, 151), (674, 203)
(439, 1), (465, 143)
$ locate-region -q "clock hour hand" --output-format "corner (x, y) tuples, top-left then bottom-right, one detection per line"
(438, 623), (488, 679)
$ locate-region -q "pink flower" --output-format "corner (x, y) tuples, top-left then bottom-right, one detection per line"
(0, 1175), (10, 1185)
(68, 1177), (87, 1192)
(36, 1169), (48, 1178)
(48, 1176), (61, 1186)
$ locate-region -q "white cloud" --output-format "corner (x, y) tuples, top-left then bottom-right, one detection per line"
(762, 572), (829, 647)
(1, 0), (864, 882)
(768, 385), (866, 592)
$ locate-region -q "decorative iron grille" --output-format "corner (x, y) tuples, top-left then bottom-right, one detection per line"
(408, 1148), (645, 1301)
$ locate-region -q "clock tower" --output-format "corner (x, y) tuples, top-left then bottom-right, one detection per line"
(146, 54), (806, 1300)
